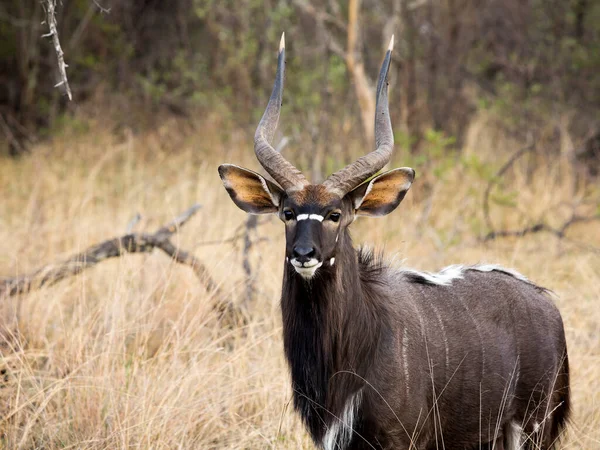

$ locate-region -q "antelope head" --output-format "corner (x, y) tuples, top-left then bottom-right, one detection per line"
(219, 34), (414, 279)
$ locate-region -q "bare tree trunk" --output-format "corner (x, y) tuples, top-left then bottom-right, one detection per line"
(346, 0), (375, 145)
(399, 0), (418, 147)
(426, 0), (441, 130)
(574, 0), (588, 41)
(311, 20), (332, 183)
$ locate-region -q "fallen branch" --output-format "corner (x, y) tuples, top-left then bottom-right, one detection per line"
(43, 0), (72, 100)
(0, 204), (220, 297)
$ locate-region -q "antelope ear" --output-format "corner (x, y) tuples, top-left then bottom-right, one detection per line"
(218, 164), (283, 214)
(348, 168), (415, 217)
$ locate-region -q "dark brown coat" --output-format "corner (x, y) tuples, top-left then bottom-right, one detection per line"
(281, 234), (569, 450)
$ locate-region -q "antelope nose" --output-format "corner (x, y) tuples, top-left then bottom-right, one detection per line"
(293, 246), (315, 261)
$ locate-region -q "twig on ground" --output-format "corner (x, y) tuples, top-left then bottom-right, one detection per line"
(125, 213), (142, 233)
(42, 0), (72, 100)
(0, 204), (221, 296)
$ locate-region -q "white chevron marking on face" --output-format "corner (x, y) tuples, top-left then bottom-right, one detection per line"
(296, 214), (324, 222)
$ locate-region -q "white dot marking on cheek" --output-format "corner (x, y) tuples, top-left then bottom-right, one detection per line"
(330, 257), (335, 266)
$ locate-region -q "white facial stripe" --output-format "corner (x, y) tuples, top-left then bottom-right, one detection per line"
(296, 214), (324, 222)
(330, 258), (335, 266)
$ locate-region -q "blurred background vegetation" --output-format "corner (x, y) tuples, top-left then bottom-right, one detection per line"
(0, 3), (599, 447)
(0, 0), (599, 178)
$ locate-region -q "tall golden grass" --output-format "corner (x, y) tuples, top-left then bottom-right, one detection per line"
(0, 115), (598, 449)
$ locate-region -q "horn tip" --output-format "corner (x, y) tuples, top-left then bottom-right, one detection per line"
(280, 32), (285, 52)
(388, 35), (395, 52)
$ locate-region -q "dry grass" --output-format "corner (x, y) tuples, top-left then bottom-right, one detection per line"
(0, 116), (598, 449)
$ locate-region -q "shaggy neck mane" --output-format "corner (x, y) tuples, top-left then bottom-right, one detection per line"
(281, 230), (388, 442)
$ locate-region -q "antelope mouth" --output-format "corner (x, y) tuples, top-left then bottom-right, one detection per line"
(290, 258), (323, 279)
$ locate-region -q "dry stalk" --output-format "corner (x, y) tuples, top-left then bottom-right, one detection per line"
(42, 0), (72, 100)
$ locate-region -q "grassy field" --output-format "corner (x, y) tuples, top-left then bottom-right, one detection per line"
(0, 115), (598, 449)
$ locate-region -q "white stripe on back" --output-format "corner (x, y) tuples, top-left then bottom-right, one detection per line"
(399, 264), (530, 286)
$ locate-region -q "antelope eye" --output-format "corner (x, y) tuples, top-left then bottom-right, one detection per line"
(329, 212), (341, 223)
(283, 210), (294, 221)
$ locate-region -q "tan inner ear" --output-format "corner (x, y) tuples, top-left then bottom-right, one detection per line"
(354, 168), (414, 216)
(359, 174), (405, 211)
(232, 172), (276, 207)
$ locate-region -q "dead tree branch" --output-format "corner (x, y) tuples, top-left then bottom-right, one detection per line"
(242, 215), (258, 305)
(293, 0), (377, 143)
(194, 219), (270, 248)
(0, 204), (220, 297)
(483, 139), (535, 234)
(42, 0), (72, 100)
(292, 0), (346, 32)
(484, 213), (600, 242)
(481, 138), (600, 250)
(92, 0), (111, 14)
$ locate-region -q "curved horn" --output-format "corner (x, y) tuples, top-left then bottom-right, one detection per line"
(323, 36), (395, 197)
(254, 33), (308, 191)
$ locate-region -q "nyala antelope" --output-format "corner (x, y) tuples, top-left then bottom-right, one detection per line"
(218, 34), (570, 450)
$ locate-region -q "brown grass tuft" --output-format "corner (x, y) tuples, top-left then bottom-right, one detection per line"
(0, 118), (598, 448)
